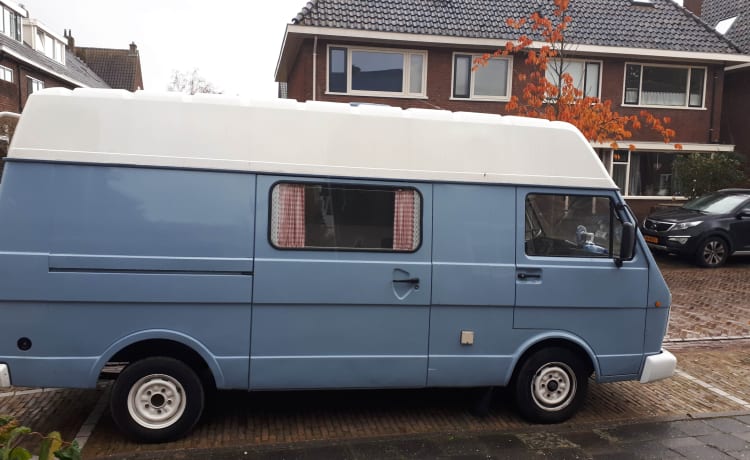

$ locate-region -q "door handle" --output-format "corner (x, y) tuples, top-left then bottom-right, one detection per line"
(393, 277), (420, 284)
(517, 273), (541, 280)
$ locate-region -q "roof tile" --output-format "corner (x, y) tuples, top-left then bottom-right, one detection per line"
(292, 0), (741, 54)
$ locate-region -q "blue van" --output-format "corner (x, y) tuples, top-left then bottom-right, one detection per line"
(0, 89), (676, 442)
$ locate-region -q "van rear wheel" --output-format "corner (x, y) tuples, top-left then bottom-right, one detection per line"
(513, 347), (589, 423)
(110, 357), (205, 443)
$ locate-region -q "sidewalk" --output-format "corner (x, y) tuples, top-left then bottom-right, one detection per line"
(98, 412), (750, 460)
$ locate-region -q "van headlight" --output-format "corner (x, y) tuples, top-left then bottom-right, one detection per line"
(672, 221), (702, 231)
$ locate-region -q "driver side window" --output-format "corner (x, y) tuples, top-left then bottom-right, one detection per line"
(525, 194), (622, 258)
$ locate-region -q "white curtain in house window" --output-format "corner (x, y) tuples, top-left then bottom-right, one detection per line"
(641, 91), (687, 106)
(628, 153), (642, 196)
(474, 58), (508, 97)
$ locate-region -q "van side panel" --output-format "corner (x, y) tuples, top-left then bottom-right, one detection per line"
(250, 176), (432, 390)
(428, 184), (517, 386)
(0, 162), (56, 251)
(0, 163), (255, 389)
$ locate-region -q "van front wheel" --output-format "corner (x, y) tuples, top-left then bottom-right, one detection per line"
(110, 357), (205, 442)
(513, 347), (589, 423)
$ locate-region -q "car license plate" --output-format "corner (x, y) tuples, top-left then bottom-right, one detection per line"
(644, 235), (659, 244)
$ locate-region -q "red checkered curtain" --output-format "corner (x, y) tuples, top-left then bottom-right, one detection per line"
(273, 184), (306, 248)
(393, 189), (416, 251)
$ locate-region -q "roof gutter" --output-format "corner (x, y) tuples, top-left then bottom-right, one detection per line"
(725, 61), (750, 72)
(0, 45), (90, 88)
(312, 35), (318, 101)
(590, 141), (734, 152)
(281, 24), (750, 63)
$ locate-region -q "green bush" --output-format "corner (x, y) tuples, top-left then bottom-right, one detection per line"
(0, 415), (81, 460)
(673, 153), (746, 199)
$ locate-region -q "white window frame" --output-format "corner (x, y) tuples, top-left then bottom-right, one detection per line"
(545, 58), (603, 99)
(0, 65), (13, 83)
(326, 45), (428, 99)
(605, 149), (691, 199)
(27, 76), (44, 94)
(450, 52), (513, 102)
(622, 62), (707, 110)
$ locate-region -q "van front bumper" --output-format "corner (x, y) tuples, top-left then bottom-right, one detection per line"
(0, 364), (10, 387)
(639, 349), (677, 383)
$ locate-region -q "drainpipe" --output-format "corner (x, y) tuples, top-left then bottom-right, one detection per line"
(708, 69), (718, 143)
(312, 36), (318, 101)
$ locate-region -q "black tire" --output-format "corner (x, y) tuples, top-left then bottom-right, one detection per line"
(110, 357), (205, 443)
(695, 236), (729, 268)
(512, 347), (589, 424)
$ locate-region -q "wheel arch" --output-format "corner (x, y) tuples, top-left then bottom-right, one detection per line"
(698, 230), (734, 254)
(505, 333), (599, 386)
(88, 330), (224, 388)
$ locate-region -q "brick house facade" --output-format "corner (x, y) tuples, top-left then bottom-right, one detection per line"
(276, 0), (750, 218)
(688, 0), (750, 179)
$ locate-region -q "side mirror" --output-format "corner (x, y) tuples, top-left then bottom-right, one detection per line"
(737, 208), (750, 219)
(616, 222), (636, 267)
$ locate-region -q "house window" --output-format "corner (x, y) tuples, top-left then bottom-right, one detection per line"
(611, 150), (689, 197)
(0, 65), (13, 83)
(525, 194), (622, 258)
(28, 77), (44, 94)
(34, 31), (65, 64)
(327, 46), (426, 97)
(453, 53), (511, 100)
(0, 6), (20, 41)
(270, 182), (422, 252)
(545, 59), (601, 98)
(624, 64), (705, 108)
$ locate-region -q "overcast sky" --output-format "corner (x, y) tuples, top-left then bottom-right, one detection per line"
(20, 0), (306, 98)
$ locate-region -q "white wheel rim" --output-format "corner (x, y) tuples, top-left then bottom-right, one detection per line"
(127, 373), (187, 430)
(531, 362), (577, 412)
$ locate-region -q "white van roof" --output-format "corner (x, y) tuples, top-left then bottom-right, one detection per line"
(9, 88), (616, 189)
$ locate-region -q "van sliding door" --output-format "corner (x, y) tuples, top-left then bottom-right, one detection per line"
(514, 188), (649, 378)
(250, 176), (432, 390)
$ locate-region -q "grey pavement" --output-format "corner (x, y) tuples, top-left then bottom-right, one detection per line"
(97, 413), (750, 459)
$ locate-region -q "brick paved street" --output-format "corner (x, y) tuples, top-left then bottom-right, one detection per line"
(0, 256), (748, 459)
(656, 253), (750, 341)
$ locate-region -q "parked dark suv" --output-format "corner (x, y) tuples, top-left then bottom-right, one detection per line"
(641, 189), (750, 267)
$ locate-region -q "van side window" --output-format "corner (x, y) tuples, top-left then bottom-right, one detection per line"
(270, 182), (421, 252)
(525, 194), (622, 258)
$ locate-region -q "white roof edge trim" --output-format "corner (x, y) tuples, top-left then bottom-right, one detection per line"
(715, 17), (738, 35)
(283, 25), (750, 63)
(590, 141), (734, 152)
(726, 62), (750, 72)
(10, 89), (618, 190)
(274, 24), (292, 81)
(24, 19), (67, 43)
(0, 45), (89, 88)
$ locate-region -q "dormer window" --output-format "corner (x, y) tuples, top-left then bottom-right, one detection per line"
(0, 5), (22, 41)
(715, 17), (737, 35)
(33, 29), (65, 65)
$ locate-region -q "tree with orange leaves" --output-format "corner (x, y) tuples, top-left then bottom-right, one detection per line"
(476, 0), (681, 151)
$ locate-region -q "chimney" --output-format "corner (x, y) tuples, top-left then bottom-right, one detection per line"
(683, 0), (703, 16)
(65, 29), (75, 52)
(129, 42), (138, 55)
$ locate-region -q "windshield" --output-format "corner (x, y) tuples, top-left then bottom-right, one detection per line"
(683, 193), (749, 214)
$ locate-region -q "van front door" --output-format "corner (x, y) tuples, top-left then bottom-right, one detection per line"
(514, 188), (650, 378)
(249, 176), (432, 389)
